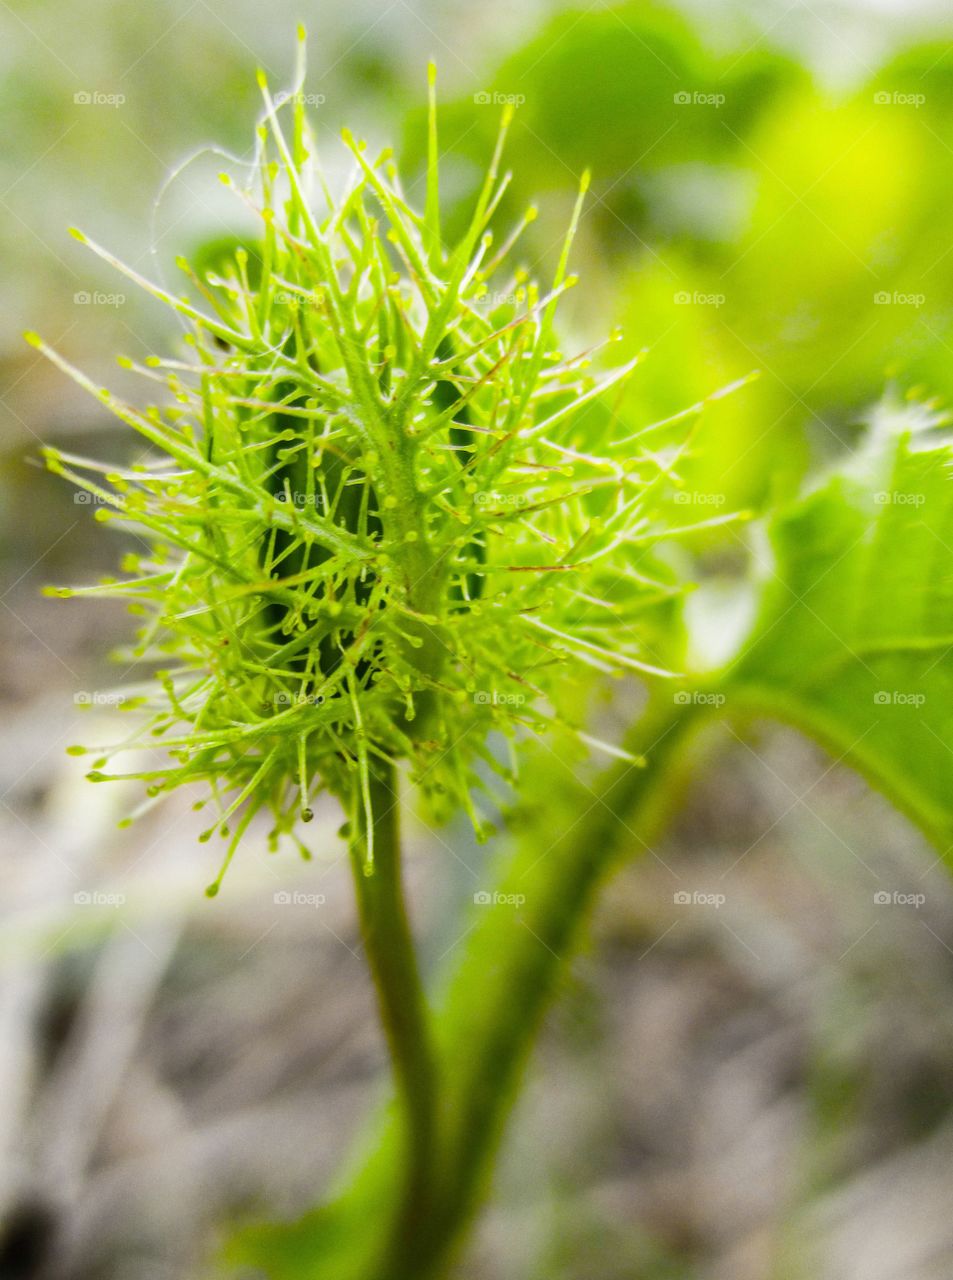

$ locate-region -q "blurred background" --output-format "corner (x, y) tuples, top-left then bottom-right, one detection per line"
(4, 0), (953, 1276)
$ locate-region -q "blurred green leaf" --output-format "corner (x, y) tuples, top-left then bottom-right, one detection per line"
(725, 407), (953, 849)
(401, 3), (806, 242)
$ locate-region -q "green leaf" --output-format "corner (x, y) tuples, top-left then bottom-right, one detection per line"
(725, 408), (953, 850)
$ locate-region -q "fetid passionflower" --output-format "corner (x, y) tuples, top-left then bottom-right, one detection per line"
(32, 42), (697, 893)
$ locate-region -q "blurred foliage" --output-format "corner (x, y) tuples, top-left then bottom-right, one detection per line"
(398, 3), (953, 523)
(724, 403), (953, 850)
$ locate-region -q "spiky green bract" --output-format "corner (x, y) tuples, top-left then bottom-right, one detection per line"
(35, 61), (694, 889)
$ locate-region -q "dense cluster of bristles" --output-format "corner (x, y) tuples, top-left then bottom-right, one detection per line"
(32, 36), (701, 891)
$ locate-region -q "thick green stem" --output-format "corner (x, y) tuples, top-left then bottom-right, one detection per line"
(348, 762), (439, 1272)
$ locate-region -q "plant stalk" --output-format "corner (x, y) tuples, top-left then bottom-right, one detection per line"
(348, 762), (438, 1271)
